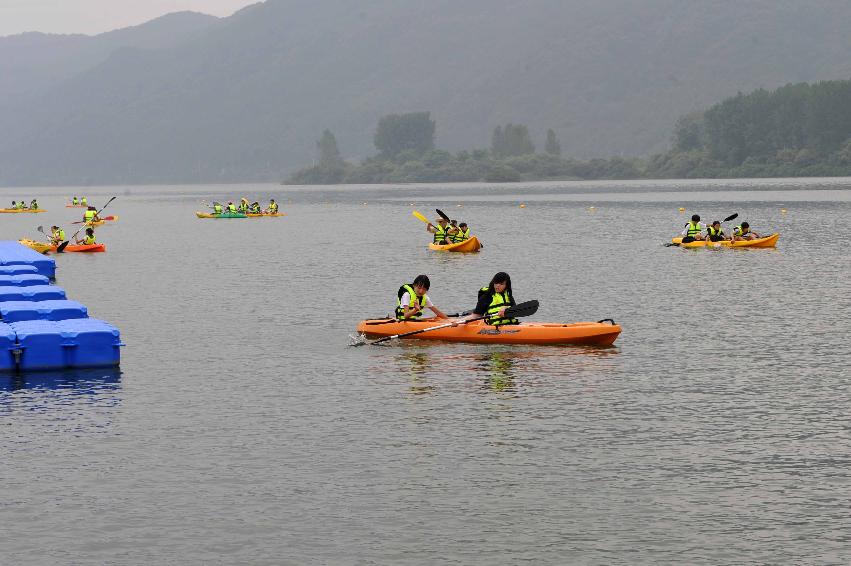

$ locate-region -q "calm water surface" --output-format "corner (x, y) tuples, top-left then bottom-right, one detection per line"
(1, 178), (849, 565)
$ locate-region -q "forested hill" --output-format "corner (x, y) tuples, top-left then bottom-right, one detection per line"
(3, 0), (851, 186)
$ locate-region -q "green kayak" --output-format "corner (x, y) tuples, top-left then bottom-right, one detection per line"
(196, 211), (247, 218)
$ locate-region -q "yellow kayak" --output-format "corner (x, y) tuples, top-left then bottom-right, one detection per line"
(18, 239), (53, 253)
(671, 233), (780, 248)
(428, 236), (482, 252)
(1, 209), (47, 213)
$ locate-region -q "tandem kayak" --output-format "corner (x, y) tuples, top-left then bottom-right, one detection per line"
(357, 318), (621, 346)
(18, 239), (105, 253)
(428, 236), (482, 253)
(671, 233), (780, 248)
(196, 211), (247, 218)
(1, 208), (47, 213)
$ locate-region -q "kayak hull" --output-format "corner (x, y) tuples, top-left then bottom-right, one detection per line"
(1, 209), (47, 213)
(18, 239), (52, 253)
(671, 233), (780, 248)
(196, 211), (247, 218)
(428, 236), (482, 253)
(357, 319), (621, 346)
(246, 212), (286, 217)
(19, 239), (105, 253)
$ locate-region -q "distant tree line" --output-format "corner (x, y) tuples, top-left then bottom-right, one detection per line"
(288, 79), (851, 184)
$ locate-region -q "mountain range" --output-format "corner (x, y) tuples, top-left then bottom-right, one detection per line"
(2, 0), (851, 186)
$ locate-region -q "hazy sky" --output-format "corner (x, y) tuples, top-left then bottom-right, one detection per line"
(0, 0), (259, 36)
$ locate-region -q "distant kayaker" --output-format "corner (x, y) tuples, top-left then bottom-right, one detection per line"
(732, 222), (760, 241)
(454, 222), (470, 242)
(227, 201), (237, 213)
(30, 199), (38, 210)
(706, 220), (725, 242)
(72, 196), (79, 205)
(10, 201), (16, 209)
(238, 198), (249, 213)
(395, 275), (449, 320)
(467, 272), (519, 326)
(213, 202), (224, 214)
(250, 201), (262, 214)
(81, 196), (87, 206)
(76, 227), (96, 245)
(681, 214), (705, 241)
(49, 225), (65, 246)
(17, 200), (25, 209)
(268, 199), (279, 213)
(427, 217), (456, 245)
(83, 206), (99, 223)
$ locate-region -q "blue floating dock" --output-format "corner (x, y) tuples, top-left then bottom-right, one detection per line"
(0, 241), (122, 372)
(0, 265), (39, 275)
(0, 274), (51, 287)
(0, 300), (88, 323)
(0, 241), (56, 278)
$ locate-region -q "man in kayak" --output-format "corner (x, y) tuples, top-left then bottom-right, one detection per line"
(75, 227), (96, 245)
(238, 198), (250, 213)
(395, 275), (449, 320)
(72, 196), (79, 205)
(17, 200), (26, 209)
(250, 201), (262, 214)
(732, 222), (760, 241)
(681, 214), (705, 241)
(706, 220), (726, 242)
(467, 272), (519, 326)
(213, 202), (223, 214)
(227, 201), (237, 213)
(30, 199), (38, 210)
(454, 222), (470, 242)
(83, 206), (100, 223)
(268, 199), (279, 213)
(81, 196), (87, 206)
(49, 225), (66, 246)
(427, 217), (456, 245)
(10, 201), (16, 209)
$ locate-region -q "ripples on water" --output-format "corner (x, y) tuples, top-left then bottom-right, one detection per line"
(0, 179), (849, 564)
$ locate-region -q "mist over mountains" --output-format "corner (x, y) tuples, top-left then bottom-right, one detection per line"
(2, 0), (851, 186)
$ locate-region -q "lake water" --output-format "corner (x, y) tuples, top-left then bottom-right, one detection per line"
(1, 178), (850, 565)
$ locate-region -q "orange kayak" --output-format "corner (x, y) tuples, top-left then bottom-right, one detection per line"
(428, 236), (482, 252)
(357, 318), (621, 346)
(671, 233), (780, 248)
(50, 244), (105, 253)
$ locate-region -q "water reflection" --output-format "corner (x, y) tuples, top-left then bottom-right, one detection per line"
(0, 368), (122, 421)
(0, 368), (121, 393)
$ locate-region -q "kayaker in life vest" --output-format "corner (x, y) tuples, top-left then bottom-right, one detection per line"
(227, 201), (237, 213)
(732, 222), (760, 241)
(30, 199), (38, 210)
(81, 197), (87, 206)
(268, 199), (278, 213)
(238, 198), (249, 213)
(83, 206), (99, 223)
(427, 218), (456, 245)
(250, 201), (262, 214)
(395, 274), (449, 320)
(17, 200), (26, 209)
(706, 220), (726, 242)
(680, 214), (705, 241)
(467, 272), (519, 326)
(49, 225), (66, 246)
(454, 222), (470, 242)
(76, 227), (96, 245)
(10, 201), (16, 209)
(72, 196), (79, 205)
(213, 202), (224, 214)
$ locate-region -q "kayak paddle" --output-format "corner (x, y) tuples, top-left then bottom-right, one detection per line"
(412, 210), (430, 224)
(57, 196), (116, 253)
(435, 208), (451, 223)
(363, 310), (473, 325)
(355, 300), (539, 346)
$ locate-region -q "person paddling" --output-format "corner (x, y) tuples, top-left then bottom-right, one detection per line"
(426, 217), (456, 245)
(30, 199), (38, 210)
(706, 220), (726, 242)
(227, 201), (237, 213)
(395, 275), (449, 320)
(268, 199), (279, 213)
(49, 225), (66, 246)
(732, 221), (760, 241)
(466, 272), (519, 326)
(454, 222), (470, 242)
(681, 214), (705, 241)
(81, 196), (87, 206)
(76, 227), (96, 245)
(213, 202), (224, 214)
(250, 201), (262, 214)
(83, 206), (100, 224)
(72, 196), (79, 205)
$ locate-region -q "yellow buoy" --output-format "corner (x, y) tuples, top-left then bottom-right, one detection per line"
(588, 206), (596, 211)
(780, 208), (788, 214)
(678, 207), (686, 212)
(457, 204), (462, 207)
(519, 203), (526, 208)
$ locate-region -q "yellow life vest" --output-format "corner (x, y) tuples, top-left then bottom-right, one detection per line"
(480, 287), (518, 326)
(395, 284), (427, 320)
(83, 234), (96, 245)
(685, 221), (702, 237)
(84, 210), (96, 221)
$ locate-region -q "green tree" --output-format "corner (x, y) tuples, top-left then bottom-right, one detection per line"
(374, 112), (436, 158)
(317, 129), (342, 168)
(493, 123), (535, 157)
(545, 129), (561, 156)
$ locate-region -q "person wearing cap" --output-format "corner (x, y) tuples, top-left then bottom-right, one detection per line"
(426, 217), (456, 245)
(732, 221), (760, 241)
(49, 225), (66, 246)
(680, 214), (705, 241)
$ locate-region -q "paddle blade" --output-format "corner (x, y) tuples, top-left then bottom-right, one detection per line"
(412, 210), (429, 223)
(435, 208), (451, 223)
(505, 300), (539, 319)
(723, 213), (738, 222)
(56, 240), (69, 253)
